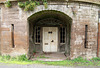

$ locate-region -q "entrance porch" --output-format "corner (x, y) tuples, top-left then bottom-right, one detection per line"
(27, 10), (72, 59)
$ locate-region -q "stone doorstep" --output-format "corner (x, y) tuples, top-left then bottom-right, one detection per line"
(37, 58), (66, 61)
(32, 58), (67, 61)
(32, 52), (67, 61)
(34, 53), (66, 58)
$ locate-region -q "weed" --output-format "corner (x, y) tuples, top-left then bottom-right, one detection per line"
(16, 54), (28, 61)
(0, 55), (100, 66)
(1, 55), (11, 61)
(91, 57), (100, 61)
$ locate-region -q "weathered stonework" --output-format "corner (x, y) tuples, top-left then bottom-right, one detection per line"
(0, 7), (1, 55)
(0, 1), (99, 59)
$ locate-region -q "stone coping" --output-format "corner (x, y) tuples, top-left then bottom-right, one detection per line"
(70, 0), (100, 5)
(0, 0), (100, 5)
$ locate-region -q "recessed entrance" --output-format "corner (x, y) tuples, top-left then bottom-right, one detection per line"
(43, 27), (58, 52)
(27, 10), (72, 58)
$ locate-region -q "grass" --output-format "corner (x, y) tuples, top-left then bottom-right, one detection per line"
(0, 55), (100, 66)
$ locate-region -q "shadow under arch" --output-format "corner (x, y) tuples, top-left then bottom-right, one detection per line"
(27, 10), (72, 59)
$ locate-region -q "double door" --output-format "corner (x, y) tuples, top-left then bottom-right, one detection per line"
(43, 27), (58, 52)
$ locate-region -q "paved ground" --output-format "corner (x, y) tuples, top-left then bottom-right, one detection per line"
(0, 63), (100, 68)
(33, 52), (67, 61)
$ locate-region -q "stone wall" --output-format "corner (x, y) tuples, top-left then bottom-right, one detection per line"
(70, 0), (100, 4)
(0, 7), (1, 55)
(1, 0), (100, 5)
(0, 1), (99, 59)
(0, 2), (28, 56)
(70, 3), (99, 59)
(98, 22), (100, 57)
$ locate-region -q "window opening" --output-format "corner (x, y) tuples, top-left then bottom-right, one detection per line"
(60, 27), (66, 43)
(98, 11), (100, 22)
(84, 25), (88, 48)
(11, 24), (14, 48)
(0, 8), (1, 21)
(35, 26), (41, 44)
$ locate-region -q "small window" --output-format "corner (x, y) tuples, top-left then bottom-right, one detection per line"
(35, 26), (41, 44)
(0, 8), (1, 21)
(84, 25), (88, 48)
(99, 11), (100, 18)
(11, 24), (15, 48)
(98, 11), (100, 22)
(60, 27), (66, 43)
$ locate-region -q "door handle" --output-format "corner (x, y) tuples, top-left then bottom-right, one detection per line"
(51, 40), (54, 42)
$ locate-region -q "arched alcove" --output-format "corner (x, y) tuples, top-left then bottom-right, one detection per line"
(27, 10), (72, 59)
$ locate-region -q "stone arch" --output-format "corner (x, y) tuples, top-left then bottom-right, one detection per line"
(26, 5), (73, 19)
(27, 10), (72, 59)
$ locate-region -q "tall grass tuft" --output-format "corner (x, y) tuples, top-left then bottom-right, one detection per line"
(15, 54), (28, 61)
(0, 54), (29, 61)
(91, 57), (100, 61)
(72, 57), (89, 63)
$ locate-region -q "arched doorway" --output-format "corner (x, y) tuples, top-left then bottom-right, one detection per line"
(27, 10), (72, 58)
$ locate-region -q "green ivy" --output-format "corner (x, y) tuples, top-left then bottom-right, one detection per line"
(4, 0), (12, 8)
(18, 0), (48, 11)
(24, 1), (37, 11)
(42, 0), (48, 9)
(18, 2), (25, 8)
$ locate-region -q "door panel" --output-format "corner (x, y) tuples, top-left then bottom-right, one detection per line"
(50, 27), (58, 52)
(43, 27), (58, 52)
(43, 27), (50, 52)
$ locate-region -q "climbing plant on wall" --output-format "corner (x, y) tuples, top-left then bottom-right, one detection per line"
(18, 0), (48, 11)
(4, 0), (12, 8)
(42, 0), (48, 9)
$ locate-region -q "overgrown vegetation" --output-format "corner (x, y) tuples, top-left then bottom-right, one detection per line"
(91, 57), (100, 61)
(0, 55), (100, 66)
(4, 0), (48, 10)
(18, 0), (48, 11)
(42, 0), (48, 9)
(4, 0), (12, 8)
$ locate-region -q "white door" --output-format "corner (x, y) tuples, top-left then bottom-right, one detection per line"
(43, 27), (58, 52)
